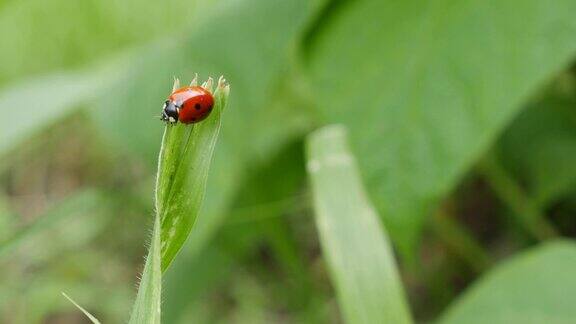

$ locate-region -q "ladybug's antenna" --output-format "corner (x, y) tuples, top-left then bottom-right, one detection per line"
(172, 77), (180, 92)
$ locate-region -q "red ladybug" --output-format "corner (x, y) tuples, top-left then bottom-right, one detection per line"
(161, 85), (214, 124)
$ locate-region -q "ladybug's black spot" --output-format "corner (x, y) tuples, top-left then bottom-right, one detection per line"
(191, 117), (197, 121)
(195, 103), (202, 110)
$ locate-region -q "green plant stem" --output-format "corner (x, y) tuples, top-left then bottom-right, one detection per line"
(479, 153), (558, 240)
(431, 210), (491, 273)
(128, 213), (162, 324)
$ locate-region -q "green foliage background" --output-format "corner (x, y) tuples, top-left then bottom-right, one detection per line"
(1, 0), (576, 323)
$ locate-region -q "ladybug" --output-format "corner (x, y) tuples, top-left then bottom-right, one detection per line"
(161, 85), (214, 124)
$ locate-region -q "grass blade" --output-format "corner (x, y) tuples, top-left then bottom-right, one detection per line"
(157, 77), (230, 271)
(306, 125), (413, 324)
(128, 76), (229, 323)
(61, 292), (102, 324)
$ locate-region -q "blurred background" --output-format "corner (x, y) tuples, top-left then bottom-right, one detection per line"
(1, 0), (576, 323)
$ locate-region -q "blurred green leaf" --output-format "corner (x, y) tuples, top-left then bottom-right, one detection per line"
(0, 0), (217, 84)
(129, 214), (161, 324)
(306, 125), (412, 324)
(0, 189), (107, 260)
(0, 72), (103, 157)
(498, 94), (576, 207)
(440, 240), (576, 324)
(306, 0), (576, 257)
(157, 79), (229, 271)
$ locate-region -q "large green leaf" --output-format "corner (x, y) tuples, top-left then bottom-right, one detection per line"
(306, 125), (412, 324)
(440, 240), (576, 324)
(0, 0), (216, 85)
(306, 0), (576, 256)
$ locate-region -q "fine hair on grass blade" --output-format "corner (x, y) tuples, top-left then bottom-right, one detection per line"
(128, 213), (162, 324)
(306, 125), (413, 324)
(128, 76), (229, 323)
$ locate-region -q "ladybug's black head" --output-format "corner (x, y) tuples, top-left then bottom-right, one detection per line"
(161, 100), (179, 123)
